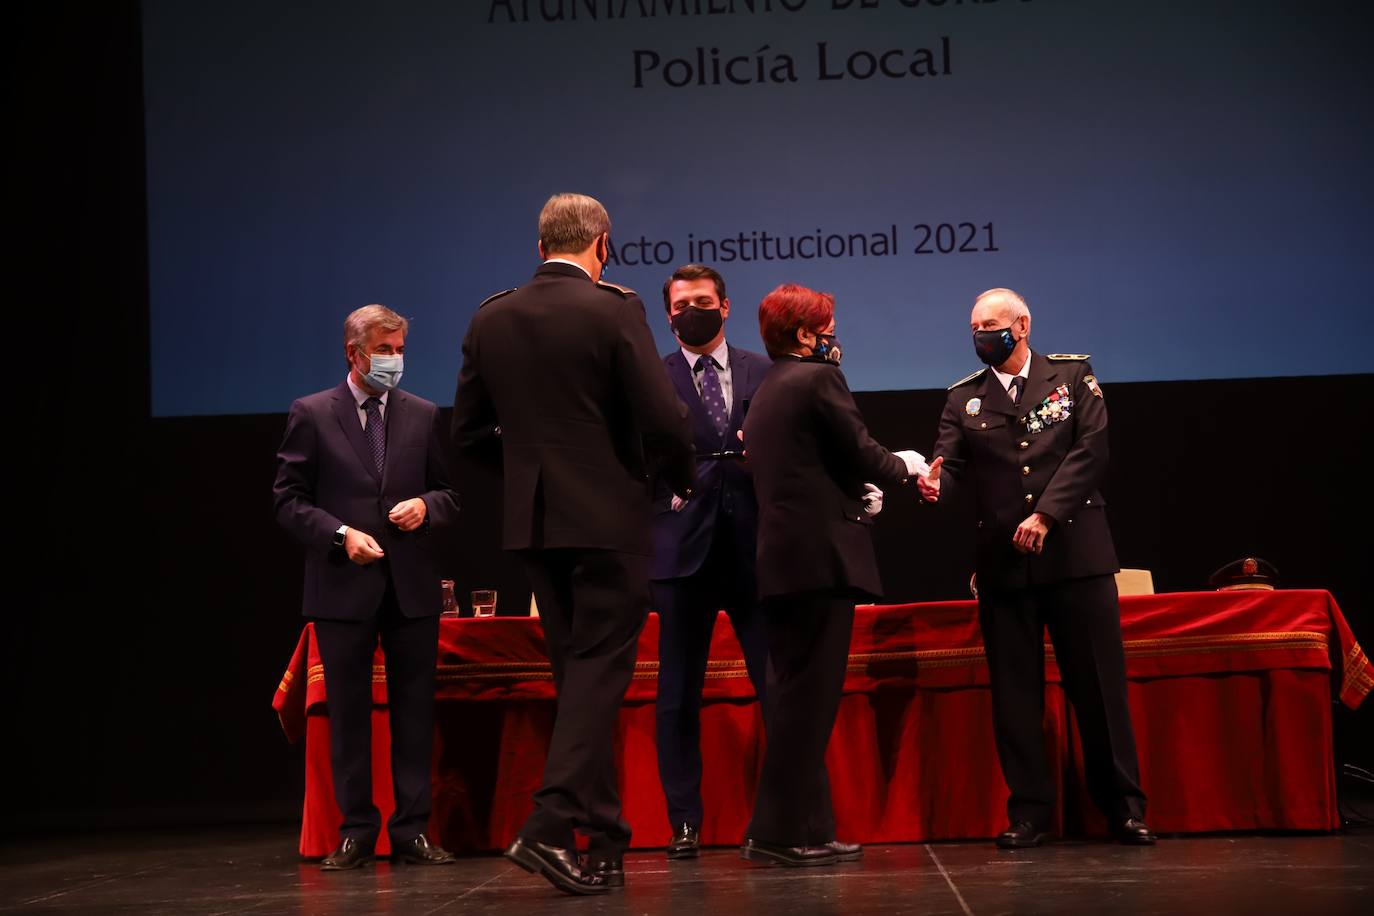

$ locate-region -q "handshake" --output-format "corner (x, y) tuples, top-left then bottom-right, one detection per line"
(862, 450), (942, 517)
(671, 448), (944, 517)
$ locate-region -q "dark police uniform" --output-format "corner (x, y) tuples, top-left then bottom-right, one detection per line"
(451, 261), (696, 859)
(933, 350), (1146, 830)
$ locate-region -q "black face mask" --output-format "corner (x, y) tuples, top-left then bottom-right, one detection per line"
(671, 307), (724, 347)
(973, 326), (1017, 366)
(814, 333), (842, 366)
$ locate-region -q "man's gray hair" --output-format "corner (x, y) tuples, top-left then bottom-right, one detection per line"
(344, 304), (409, 357)
(974, 287), (1031, 322)
(538, 193), (611, 255)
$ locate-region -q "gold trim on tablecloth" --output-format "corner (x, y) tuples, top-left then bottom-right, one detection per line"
(1344, 644), (1373, 703)
(278, 630), (1337, 696)
(416, 630), (1332, 682)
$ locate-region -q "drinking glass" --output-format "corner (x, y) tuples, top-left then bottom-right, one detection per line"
(472, 589), (498, 618)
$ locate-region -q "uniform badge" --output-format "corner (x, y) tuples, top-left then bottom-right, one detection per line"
(1084, 375), (1103, 399)
(965, 397), (982, 417)
(1023, 384), (1075, 434)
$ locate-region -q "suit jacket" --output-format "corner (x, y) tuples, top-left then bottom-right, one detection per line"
(743, 356), (911, 602)
(451, 261), (695, 556)
(933, 351), (1119, 592)
(650, 344), (770, 581)
(273, 383), (461, 620)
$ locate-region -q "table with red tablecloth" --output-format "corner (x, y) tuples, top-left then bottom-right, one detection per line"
(272, 589), (1372, 857)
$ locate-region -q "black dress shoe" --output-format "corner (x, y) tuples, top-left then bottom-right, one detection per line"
(739, 838), (838, 867)
(1113, 817), (1158, 846)
(504, 837), (609, 895)
(667, 823), (700, 860)
(320, 836), (375, 871)
(827, 840), (863, 862)
(391, 834), (456, 865)
(996, 821), (1049, 849)
(585, 854), (625, 887)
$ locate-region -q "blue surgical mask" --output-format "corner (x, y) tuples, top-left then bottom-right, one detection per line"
(362, 352), (404, 391)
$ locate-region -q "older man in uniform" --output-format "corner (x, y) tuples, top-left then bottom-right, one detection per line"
(451, 193), (695, 894)
(918, 288), (1155, 848)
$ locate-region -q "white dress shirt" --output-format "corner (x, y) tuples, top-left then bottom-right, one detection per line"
(681, 338), (733, 408)
(991, 354), (1031, 401)
(346, 375), (389, 430)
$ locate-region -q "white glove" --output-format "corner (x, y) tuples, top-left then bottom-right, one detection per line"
(893, 449), (930, 478)
(862, 483), (884, 517)
(671, 494), (688, 512)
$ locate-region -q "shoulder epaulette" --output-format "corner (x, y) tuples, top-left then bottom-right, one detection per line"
(1046, 353), (1090, 361)
(595, 279), (636, 297)
(947, 368), (985, 390)
(478, 288), (517, 308)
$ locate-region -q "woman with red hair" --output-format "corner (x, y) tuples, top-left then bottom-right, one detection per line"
(739, 284), (926, 866)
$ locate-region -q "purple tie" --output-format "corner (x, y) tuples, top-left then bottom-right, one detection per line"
(697, 356), (729, 439)
(363, 397), (385, 476)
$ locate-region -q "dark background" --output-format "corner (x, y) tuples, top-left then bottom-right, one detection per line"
(9, 3), (1369, 835)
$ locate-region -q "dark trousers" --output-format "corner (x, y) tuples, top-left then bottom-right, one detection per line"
(312, 578), (439, 846)
(745, 591), (854, 847)
(652, 534), (768, 830)
(978, 573), (1147, 827)
(519, 548), (650, 856)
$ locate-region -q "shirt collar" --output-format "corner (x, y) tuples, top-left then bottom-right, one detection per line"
(346, 374), (390, 409)
(683, 338), (730, 372)
(991, 354), (1030, 393)
(543, 257), (592, 279)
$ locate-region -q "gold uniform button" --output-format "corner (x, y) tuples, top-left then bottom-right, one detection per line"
(1085, 498), (1092, 505)
(1019, 441), (1029, 449)
(1021, 466), (1031, 476)
(1024, 494), (1034, 504)
(980, 422), (987, 429)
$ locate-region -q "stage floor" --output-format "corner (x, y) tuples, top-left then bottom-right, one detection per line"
(3, 826), (1371, 915)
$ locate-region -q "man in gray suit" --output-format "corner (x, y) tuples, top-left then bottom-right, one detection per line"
(275, 304), (460, 870)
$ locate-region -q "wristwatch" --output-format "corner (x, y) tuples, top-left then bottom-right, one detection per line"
(333, 524), (349, 548)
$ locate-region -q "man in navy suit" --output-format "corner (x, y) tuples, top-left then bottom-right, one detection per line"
(651, 264), (771, 859)
(274, 305), (461, 871)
